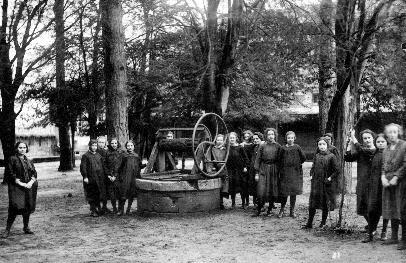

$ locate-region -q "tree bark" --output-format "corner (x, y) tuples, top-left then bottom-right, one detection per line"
(54, 0), (73, 171)
(101, 0), (128, 147)
(201, 0), (243, 116)
(317, 0), (334, 135)
(0, 0), (16, 164)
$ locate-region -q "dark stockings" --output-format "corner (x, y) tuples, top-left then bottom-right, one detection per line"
(126, 198), (134, 214)
(6, 210), (30, 231)
(306, 207), (328, 227)
(391, 219), (400, 240)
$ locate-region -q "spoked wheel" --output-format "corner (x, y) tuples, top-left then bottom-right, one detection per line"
(192, 113), (229, 178)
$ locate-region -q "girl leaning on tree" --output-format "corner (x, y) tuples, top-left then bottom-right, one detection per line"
(344, 129), (376, 231)
(362, 133), (389, 243)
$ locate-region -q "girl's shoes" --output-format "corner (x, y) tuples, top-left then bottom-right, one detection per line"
(302, 224), (312, 229)
(380, 232), (387, 241)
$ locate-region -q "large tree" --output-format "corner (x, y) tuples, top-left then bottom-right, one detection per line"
(101, 0), (128, 146)
(326, 0), (395, 161)
(53, 0), (73, 171)
(0, 0), (54, 163)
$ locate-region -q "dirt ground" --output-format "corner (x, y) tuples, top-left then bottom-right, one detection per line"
(0, 161), (405, 263)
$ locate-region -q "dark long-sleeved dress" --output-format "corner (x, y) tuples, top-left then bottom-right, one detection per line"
(248, 144), (260, 196)
(367, 149), (384, 215)
(80, 151), (106, 204)
(227, 145), (249, 195)
(118, 152), (141, 200)
(254, 141), (282, 202)
(344, 143), (376, 216)
(206, 145), (229, 196)
(279, 144), (306, 196)
(104, 148), (123, 200)
(241, 143), (254, 189)
(5, 155), (38, 214)
(309, 151), (339, 211)
(381, 140), (406, 220)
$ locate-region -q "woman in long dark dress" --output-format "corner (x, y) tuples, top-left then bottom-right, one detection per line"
(80, 139), (106, 217)
(104, 138), (123, 214)
(253, 128), (282, 216)
(303, 137), (339, 229)
(240, 130), (254, 207)
(363, 134), (388, 242)
(96, 136), (109, 214)
(279, 131), (306, 218)
(2, 142), (38, 238)
(344, 129), (376, 230)
(118, 140), (141, 215)
(227, 132), (249, 209)
(381, 124), (406, 248)
(248, 132), (263, 207)
(206, 134), (228, 209)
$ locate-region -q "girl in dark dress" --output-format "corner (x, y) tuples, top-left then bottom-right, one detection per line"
(105, 138), (123, 214)
(240, 130), (254, 207)
(118, 140), (141, 215)
(2, 142), (38, 238)
(363, 134), (388, 243)
(345, 129), (376, 230)
(303, 137), (339, 229)
(253, 128), (282, 216)
(96, 136), (109, 214)
(227, 132), (249, 208)
(248, 132), (263, 207)
(279, 131), (306, 218)
(80, 139), (106, 217)
(323, 133), (340, 158)
(381, 124), (406, 248)
(206, 134), (228, 209)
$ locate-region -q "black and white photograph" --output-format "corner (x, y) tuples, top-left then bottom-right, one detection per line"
(0, 0), (406, 262)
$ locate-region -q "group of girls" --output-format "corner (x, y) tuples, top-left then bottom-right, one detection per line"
(342, 124), (406, 249)
(80, 137), (143, 217)
(208, 129), (306, 218)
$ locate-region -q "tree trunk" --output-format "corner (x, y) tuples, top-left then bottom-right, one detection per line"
(54, 0), (72, 171)
(71, 122), (76, 167)
(202, 0), (243, 116)
(101, 0), (128, 147)
(317, 0), (334, 135)
(0, 0), (16, 166)
(88, 0), (102, 139)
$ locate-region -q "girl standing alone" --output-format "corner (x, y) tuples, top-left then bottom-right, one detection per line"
(303, 137), (339, 228)
(3, 142), (38, 238)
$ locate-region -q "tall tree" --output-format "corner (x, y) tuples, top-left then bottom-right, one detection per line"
(326, 0), (395, 160)
(0, 0), (54, 163)
(78, 0), (103, 139)
(101, 0), (128, 146)
(317, 0), (334, 135)
(198, 0), (245, 115)
(53, 0), (72, 171)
